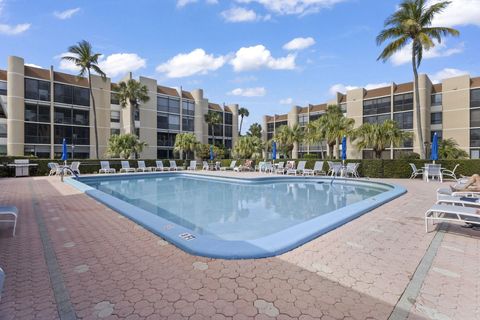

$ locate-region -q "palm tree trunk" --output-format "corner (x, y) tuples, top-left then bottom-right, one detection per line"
(412, 43), (426, 159)
(239, 116), (243, 135)
(130, 101), (136, 136)
(88, 70), (99, 159)
(336, 137), (340, 159)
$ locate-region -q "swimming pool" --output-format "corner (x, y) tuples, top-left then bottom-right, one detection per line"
(68, 173), (406, 259)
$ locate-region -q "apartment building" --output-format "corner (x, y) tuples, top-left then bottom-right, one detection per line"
(0, 56), (239, 159)
(263, 73), (480, 159)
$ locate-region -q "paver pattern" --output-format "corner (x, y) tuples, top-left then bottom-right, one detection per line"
(0, 173), (478, 320)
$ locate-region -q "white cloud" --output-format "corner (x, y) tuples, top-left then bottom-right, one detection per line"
(0, 23), (30, 35)
(283, 37), (315, 51)
(427, 0), (480, 27)
(156, 48), (226, 78)
(328, 82), (390, 95)
(236, 0), (347, 16)
(25, 63), (42, 68)
(58, 52), (146, 78)
(221, 7), (258, 22)
(177, 0), (197, 7)
(390, 41), (464, 66)
(206, 0), (219, 4)
(230, 45), (296, 72)
(54, 8), (80, 20)
(229, 87), (266, 97)
(429, 68), (469, 83)
(279, 97), (293, 104)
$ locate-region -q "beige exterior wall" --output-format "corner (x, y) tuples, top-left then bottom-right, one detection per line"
(345, 88), (365, 159)
(7, 56), (25, 156)
(229, 104), (239, 146)
(442, 74), (471, 153)
(191, 89), (207, 144)
(138, 76), (158, 158)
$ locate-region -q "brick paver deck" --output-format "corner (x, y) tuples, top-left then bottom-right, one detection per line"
(0, 174), (478, 320)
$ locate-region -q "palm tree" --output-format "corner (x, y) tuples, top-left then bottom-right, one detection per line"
(204, 110), (222, 147)
(114, 79), (150, 136)
(353, 120), (412, 159)
(377, 0), (459, 159)
(307, 105), (354, 159)
(62, 40), (105, 159)
(273, 124), (304, 158)
(238, 107), (249, 135)
(233, 136), (264, 159)
(174, 133), (200, 160)
(106, 133), (147, 159)
(246, 123), (262, 138)
(438, 138), (468, 159)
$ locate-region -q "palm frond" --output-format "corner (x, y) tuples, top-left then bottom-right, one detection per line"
(377, 36), (410, 62)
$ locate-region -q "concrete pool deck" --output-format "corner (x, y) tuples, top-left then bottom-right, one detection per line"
(0, 173), (478, 319)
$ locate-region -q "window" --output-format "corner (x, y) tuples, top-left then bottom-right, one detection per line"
(431, 112), (442, 125)
(72, 126), (90, 145)
(169, 99), (180, 114)
(111, 92), (119, 105)
(54, 107), (72, 124)
(471, 109), (480, 128)
(225, 125), (232, 137)
(393, 93), (413, 112)
(310, 113), (322, 122)
(0, 123), (6, 138)
(298, 114), (308, 126)
(25, 78), (50, 101)
(157, 97), (169, 112)
(472, 89), (480, 109)
(24, 145), (50, 158)
(168, 115), (180, 130)
(393, 112), (413, 129)
(54, 83), (89, 106)
(110, 128), (120, 136)
(73, 109), (89, 125)
(431, 93), (442, 106)
(267, 123), (274, 132)
(364, 114), (390, 125)
(340, 103), (347, 113)
(110, 110), (120, 123)
(225, 139), (232, 149)
(157, 149), (174, 159)
(182, 100), (195, 116)
(0, 81), (7, 95)
(54, 125), (89, 145)
(73, 87), (90, 106)
(224, 112), (233, 125)
(157, 114), (168, 129)
(157, 132), (176, 147)
(431, 130), (442, 141)
(182, 117), (194, 131)
(25, 103), (50, 123)
(134, 106), (140, 121)
(470, 128), (480, 147)
(363, 97), (391, 116)
(25, 123), (50, 144)
(275, 121), (287, 129)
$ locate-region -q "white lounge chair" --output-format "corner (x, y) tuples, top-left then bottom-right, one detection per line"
(409, 163), (423, 179)
(275, 162), (285, 174)
(214, 161), (221, 171)
(137, 161), (152, 172)
(120, 161), (136, 173)
(437, 187), (480, 200)
(234, 160), (253, 172)
(155, 161), (167, 171)
(70, 161), (81, 175)
(99, 161), (116, 174)
(437, 194), (480, 208)
(345, 163), (360, 178)
(48, 162), (61, 176)
(425, 204), (480, 232)
(264, 162), (274, 173)
(285, 161), (297, 175)
(441, 164), (460, 181)
(221, 160), (236, 171)
(303, 161), (325, 176)
(187, 161), (197, 171)
(289, 161), (306, 176)
(0, 206), (18, 236)
(202, 161), (209, 171)
(255, 161), (266, 172)
(328, 162), (342, 176)
(169, 160), (178, 171)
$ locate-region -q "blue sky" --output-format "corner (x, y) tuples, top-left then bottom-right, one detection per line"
(0, 0), (479, 130)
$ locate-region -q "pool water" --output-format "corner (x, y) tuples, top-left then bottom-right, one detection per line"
(86, 175), (389, 240)
(72, 173), (405, 258)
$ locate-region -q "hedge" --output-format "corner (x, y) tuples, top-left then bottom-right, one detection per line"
(0, 156), (478, 179)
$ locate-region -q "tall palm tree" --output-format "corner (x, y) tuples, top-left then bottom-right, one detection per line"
(307, 105), (354, 159)
(114, 79), (150, 136)
(246, 123), (262, 138)
(238, 107), (249, 135)
(377, 0), (459, 159)
(174, 132), (200, 160)
(353, 120), (413, 159)
(62, 40), (105, 159)
(204, 110), (222, 147)
(273, 124), (304, 158)
(233, 135), (264, 159)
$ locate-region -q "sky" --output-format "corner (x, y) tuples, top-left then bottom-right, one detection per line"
(0, 0), (479, 131)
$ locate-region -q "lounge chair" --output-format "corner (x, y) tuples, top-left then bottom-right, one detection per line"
(214, 161), (221, 171)
(255, 161), (266, 172)
(154, 161), (168, 171)
(99, 161), (116, 174)
(0, 206), (18, 236)
(264, 162), (274, 173)
(437, 187), (480, 200)
(409, 163), (423, 179)
(441, 164), (460, 181)
(288, 161), (306, 176)
(187, 161), (197, 171)
(221, 160), (236, 171)
(345, 163), (360, 178)
(303, 161), (325, 176)
(275, 162), (285, 174)
(137, 161), (152, 172)
(234, 160), (253, 172)
(202, 161), (209, 170)
(120, 161), (136, 173)
(425, 204), (480, 232)
(168, 160), (178, 171)
(70, 161), (81, 175)
(437, 194), (480, 207)
(285, 161), (297, 175)
(327, 162), (342, 176)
